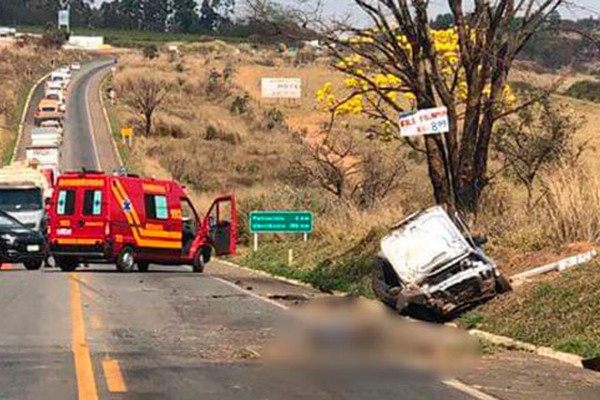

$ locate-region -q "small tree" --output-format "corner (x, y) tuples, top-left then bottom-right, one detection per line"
(493, 97), (587, 206)
(291, 130), (405, 209)
(118, 76), (172, 137)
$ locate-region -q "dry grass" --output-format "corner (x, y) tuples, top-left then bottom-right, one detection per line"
(111, 41), (600, 302)
(113, 50), (306, 206)
(467, 260), (600, 358)
(0, 44), (87, 164)
(540, 169), (600, 244)
(234, 61), (343, 136)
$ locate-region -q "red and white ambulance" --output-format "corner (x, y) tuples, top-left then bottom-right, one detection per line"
(47, 171), (237, 272)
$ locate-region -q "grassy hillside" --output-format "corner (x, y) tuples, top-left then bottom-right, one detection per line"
(462, 261), (600, 358)
(109, 42), (600, 316)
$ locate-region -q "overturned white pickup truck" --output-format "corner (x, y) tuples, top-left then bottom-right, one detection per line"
(372, 206), (511, 320)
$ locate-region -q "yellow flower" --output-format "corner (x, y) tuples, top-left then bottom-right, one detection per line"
(336, 94), (363, 115)
(316, 82), (332, 102)
(345, 78), (360, 88)
(403, 92), (416, 101)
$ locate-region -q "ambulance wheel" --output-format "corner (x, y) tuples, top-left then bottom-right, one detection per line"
(24, 260), (43, 271)
(193, 250), (205, 273)
(56, 258), (78, 272)
(137, 262), (150, 273)
(116, 247), (135, 273)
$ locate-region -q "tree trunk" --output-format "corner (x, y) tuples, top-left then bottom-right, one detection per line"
(424, 135), (453, 206)
(144, 111), (152, 136)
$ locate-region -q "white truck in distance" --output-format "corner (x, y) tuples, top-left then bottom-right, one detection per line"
(0, 163), (53, 232)
(31, 127), (62, 147)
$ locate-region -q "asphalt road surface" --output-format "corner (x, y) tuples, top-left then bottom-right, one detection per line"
(4, 58), (600, 400)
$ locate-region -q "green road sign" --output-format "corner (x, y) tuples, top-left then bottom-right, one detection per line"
(250, 211), (313, 233)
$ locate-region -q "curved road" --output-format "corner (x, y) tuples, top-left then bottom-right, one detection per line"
(3, 60), (600, 400)
(16, 58), (120, 172)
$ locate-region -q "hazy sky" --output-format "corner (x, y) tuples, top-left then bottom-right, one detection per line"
(310, 0), (600, 22)
(92, 0), (600, 19)
(92, 0), (600, 23)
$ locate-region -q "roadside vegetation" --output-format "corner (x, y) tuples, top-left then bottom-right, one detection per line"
(462, 260), (600, 358)
(101, 1), (600, 355)
(0, 36), (86, 165)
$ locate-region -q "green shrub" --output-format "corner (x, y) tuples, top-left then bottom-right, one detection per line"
(204, 124), (241, 144)
(142, 44), (159, 60)
(230, 94), (251, 115)
(262, 108), (286, 131)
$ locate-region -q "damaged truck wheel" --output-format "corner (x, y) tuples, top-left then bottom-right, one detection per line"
(371, 255), (400, 309)
(495, 275), (512, 294)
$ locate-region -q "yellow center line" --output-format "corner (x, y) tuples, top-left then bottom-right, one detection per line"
(70, 274), (99, 400)
(102, 358), (128, 393)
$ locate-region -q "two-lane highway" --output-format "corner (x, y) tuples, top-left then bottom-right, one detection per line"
(60, 59), (117, 172)
(4, 58), (600, 400)
(15, 58), (120, 172)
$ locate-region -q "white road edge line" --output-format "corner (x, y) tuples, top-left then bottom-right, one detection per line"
(11, 72), (51, 163)
(84, 64), (104, 171)
(442, 379), (501, 400)
(214, 277), (290, 310)
(97, 67), (124, 166)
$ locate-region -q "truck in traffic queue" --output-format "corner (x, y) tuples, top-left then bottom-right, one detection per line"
(47, 171), (237, 272)
(31, 126), (63, 147)
(25, 144), (60, 185)
(33, 99), (63, 126)
(0, 162), (54, 232)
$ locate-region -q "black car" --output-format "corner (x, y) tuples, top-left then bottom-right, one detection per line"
(0, 210), (47, 270)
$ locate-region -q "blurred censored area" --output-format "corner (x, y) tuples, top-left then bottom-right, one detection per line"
(262, 296), (480, 375)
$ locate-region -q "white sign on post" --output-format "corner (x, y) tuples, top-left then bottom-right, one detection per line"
(58, 9), (70, 29)
(399, 106), (449, 137)
(261, 78), (302, 99)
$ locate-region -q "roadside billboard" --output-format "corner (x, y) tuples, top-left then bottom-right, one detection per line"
(68, 36), (105, 50)
(261, 78), (302, 99)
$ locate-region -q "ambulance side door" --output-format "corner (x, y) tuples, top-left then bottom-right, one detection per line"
(78, 184), (106, 243)
(205, 196), (237, 256)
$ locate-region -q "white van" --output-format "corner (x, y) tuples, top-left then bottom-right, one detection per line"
(50, 71), (70, 88)
(46, 80), (64, 93)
